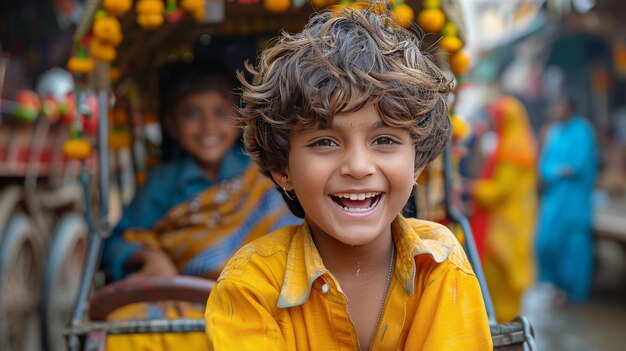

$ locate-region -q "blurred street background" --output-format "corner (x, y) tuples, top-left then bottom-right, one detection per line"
(0, 0), (625, 350)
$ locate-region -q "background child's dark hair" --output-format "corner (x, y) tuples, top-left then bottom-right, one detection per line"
(237, 7), (453, 218)
(158, 59), (238, 161)
(160, 59), (237, 119)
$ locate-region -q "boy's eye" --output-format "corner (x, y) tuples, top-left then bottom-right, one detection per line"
(182, 107), (202, 119)
(373, 136), (399, 145)
(309, 138), (338, 147)
(215, 107), (230, 118)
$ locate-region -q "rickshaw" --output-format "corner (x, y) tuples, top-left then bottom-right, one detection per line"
(58, 0), (536, 350)
(0, 57), (90, 351)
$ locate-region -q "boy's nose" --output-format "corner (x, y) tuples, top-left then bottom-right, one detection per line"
(340, 144), (376, 179)
(201, 115), (217, 131)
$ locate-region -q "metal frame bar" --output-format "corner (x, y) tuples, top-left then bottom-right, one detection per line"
(442, 146), (497, 325)
(65, 319), (205, 336)
(67, 88), (111, 351)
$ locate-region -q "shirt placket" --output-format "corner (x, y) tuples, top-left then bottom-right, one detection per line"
(315, 276), (360, 350)
(369, 277), (406, 350)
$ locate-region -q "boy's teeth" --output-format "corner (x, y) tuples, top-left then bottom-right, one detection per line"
(336, 192), (379, 199)
(331, 192), (382, 212)
(345, 206), (373, 212)
(202, 136), (220, 144)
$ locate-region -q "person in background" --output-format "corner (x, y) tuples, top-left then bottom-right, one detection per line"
(101, 61), (299, 283)
(101, 60), (300, 351)
(468, 95), (537, 322)
(535, 95), (598, 303)
(205, 6), (492, 350)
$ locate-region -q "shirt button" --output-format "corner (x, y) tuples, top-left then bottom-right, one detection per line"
(321, 283), (329, 294)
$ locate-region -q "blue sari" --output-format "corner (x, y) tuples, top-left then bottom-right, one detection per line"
(536, 116), (597, 302)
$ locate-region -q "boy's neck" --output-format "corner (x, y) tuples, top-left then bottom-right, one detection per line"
(200, 162), (219, 181)
(309, 222), (394, 277)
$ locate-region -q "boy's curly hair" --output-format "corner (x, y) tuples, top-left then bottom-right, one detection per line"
(237, 6), (453, 217)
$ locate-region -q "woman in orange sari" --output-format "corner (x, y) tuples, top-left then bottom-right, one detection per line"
(469, 95), (537, 322)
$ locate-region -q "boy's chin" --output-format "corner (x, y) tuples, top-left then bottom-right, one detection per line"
(193, 152), (225, 165)
(191, 155), (222, 172)
(321, 226), (389, 247)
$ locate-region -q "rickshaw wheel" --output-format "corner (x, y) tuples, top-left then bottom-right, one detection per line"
(41, 213), (87, 351)
(0, 213), (45, 351)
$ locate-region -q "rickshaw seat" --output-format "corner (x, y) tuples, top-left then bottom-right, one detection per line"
(89, 276), (214, 321)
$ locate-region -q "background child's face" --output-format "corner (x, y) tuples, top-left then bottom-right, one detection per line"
(547, 99), (571, 122)
(172, 90), (240, 176)
(275, 104), (419, 246)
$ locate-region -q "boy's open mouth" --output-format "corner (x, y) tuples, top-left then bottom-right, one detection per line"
(329, 192), (382, 212)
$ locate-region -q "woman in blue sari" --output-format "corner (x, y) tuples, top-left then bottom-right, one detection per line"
(536, 96), (598, 302)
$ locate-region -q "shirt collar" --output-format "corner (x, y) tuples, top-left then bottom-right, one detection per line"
(175, 145), (250, 189)
(277, 221), (327, 308)
(277, 216), (456, 308)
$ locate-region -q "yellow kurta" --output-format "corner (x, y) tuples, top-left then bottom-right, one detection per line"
(205, 216), (492, 350)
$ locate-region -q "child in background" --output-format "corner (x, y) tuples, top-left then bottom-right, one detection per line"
(101, 61), (300, 283)
(101, 60), (300, 350)
(205, 6), (492, 350)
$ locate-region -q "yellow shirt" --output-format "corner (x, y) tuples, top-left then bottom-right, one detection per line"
(205, 216), (492, 350)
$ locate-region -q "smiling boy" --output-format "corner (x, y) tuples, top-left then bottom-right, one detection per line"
(205, 6), (492, 350)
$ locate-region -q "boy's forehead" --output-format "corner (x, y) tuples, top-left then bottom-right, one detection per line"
(292, 113), (395, 134)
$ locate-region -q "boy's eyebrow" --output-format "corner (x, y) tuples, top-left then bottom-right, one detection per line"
(329, 120), (391, 131)
(304, 119), (393, 133)
(370, 120), (386, 129)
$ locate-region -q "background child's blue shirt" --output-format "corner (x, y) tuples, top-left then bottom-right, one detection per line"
(101, 148), (250, 281)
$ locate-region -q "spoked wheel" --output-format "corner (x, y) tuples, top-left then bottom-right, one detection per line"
(41, 213), (87, 351)
(0, 213), (45, 351)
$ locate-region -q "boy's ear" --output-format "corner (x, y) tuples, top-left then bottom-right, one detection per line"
(414, 165), (425, 185)
(270, 169), (292, 190)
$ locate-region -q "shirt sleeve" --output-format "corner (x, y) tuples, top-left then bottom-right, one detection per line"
(538, 127), (563, 184)
(101, 169), (172, 281)
(412, 264), (493, 350)
(205, 278), (286, 351)
(472, 163), (519, 208)
(561, 121), (597, 179)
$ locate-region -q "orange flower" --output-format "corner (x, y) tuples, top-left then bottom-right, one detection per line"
(439, 36), (462, 53)
(136, 0), (165, 29)
(450, 114), (470, 141)
(90, 39), (117, 62)
(416, 1), (445, 33)
(392, 3), (414, 29)
(103, 0), (132, 16)
(263, 0), (290, 13)
(68, 56), (95, 74)
(93, 16), (123, 46)
(64, 139), (93, 160)
(417, 9), (445, 32)
(450, 50), (471, 76)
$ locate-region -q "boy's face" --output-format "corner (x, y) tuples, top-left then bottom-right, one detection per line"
(548, 99), (570, 122)
(172, 91), (240, 177)
(274, 104), (419, 246)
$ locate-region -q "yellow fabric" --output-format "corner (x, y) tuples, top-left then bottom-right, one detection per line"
(105, 166), (290, 351)
(124, 165), (285, 278)
(473, 96), (537, 323)
(107, 303), (208, 350)
(205, 216), (492, 350)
